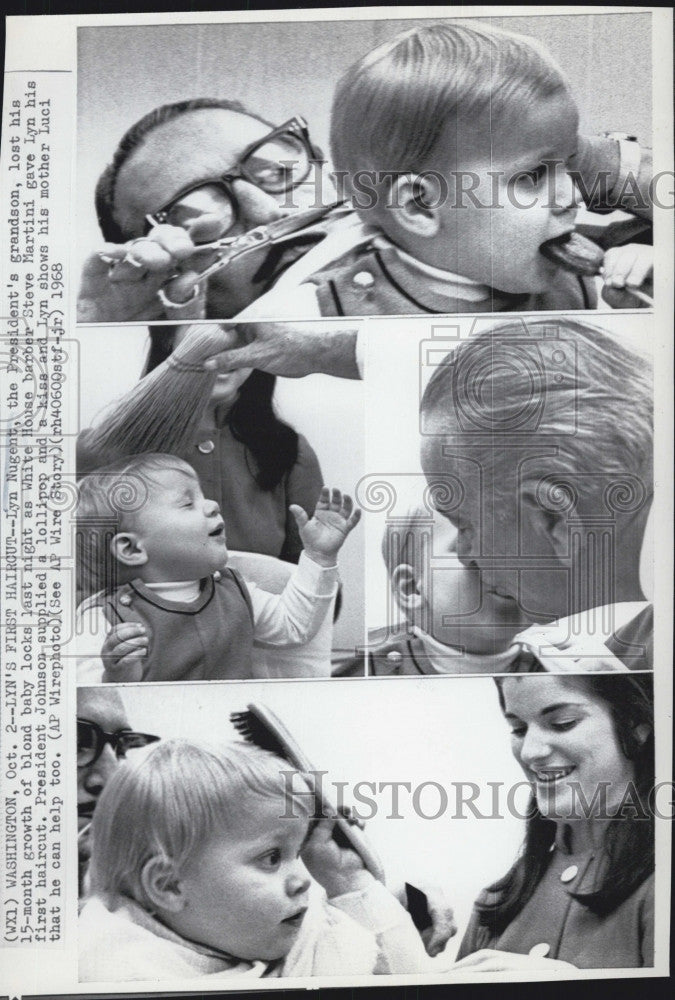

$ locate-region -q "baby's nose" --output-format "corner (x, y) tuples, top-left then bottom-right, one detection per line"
(286, 859), (311, 897)
(205, 499), (220, 517)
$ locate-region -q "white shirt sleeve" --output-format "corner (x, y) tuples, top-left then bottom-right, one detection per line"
(248, 551), (338, 647)
(75, 604), (108, 685)
(329, 877), (434, 974)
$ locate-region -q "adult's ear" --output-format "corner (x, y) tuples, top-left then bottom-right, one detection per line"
(391, 563), (424, 612)
(520, 482), (572, 560)
(385, 173), (442, 240)
(140, 855), (184, 914)
(111, 532), (148, 568)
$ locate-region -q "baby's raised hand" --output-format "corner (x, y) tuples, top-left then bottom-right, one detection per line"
(301, 818), (372, 899)
(290, 488), (361, 567)
(101, 622), (149, 683)
(601, 243), (653, 308)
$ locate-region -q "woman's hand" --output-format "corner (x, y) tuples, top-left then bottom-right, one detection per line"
(101, 622), (149, 682)
(301, 818), (373, 899)
(601, 243), (653, 308)
(453, 948), (575, 972)
(77, 224), (208, 322)
(291, 487), (361, 567)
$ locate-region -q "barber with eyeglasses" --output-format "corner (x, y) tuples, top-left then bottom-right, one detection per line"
(77, 99), (334, 322)
(77, 689), (159, 895)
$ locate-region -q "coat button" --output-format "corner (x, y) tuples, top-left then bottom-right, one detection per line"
(529, 943), (551, 958)
(386, 650), (403, 663)
(197, 439), (215, 454)
(119, 594), (132, 607)
(352, 270), (375, 288)
(560, 865), (578, 883)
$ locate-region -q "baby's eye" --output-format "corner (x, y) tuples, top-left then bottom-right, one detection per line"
(509, 724), (527, 739)
(259, 848), (282, 869)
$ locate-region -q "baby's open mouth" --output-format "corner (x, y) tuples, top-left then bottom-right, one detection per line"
(209, 523), (225, 537)
(281, 907), (308, 927)
(539, 232), (604, 276)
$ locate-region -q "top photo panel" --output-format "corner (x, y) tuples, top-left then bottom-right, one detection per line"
(77, 11), (654, 323)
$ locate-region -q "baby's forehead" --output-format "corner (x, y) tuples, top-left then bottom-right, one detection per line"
(141, 462), (200, 494)
(212, 790), (311, 840)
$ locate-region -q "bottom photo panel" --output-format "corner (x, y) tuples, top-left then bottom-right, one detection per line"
(77, 675), (656, 988)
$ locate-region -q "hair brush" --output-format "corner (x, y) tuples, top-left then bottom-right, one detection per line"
(231, 702), (432, 933)
(231, 702), (385, 880)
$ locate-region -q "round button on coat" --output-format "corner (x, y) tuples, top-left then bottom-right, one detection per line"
(386, 650), (403, 663)
(560, 864), (579, 883)
(197, 439), (215, 454)
(352, 270), (375, 288)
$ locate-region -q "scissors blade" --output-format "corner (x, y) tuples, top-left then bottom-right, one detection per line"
(189, 200), (348, 288)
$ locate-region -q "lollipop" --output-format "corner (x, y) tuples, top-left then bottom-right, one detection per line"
(540, 231), (604, 276)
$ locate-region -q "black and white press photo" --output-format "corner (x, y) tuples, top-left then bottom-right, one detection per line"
(0, 5), (671, 998)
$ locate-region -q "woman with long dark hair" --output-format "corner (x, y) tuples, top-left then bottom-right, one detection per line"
(456, 674), (654, 970)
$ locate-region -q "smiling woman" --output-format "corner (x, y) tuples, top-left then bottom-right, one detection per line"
(456, 674), (655, 970)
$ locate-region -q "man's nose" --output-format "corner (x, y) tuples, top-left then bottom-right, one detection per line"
(286, 858), (311, 897)
(550, 165), (583, 215)
(233, 179), (289, 227)
(82, 744), (118, 796)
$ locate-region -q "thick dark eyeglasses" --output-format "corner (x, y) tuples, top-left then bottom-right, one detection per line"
(144, 116), (321, 244)
(77, 718), (160, 767)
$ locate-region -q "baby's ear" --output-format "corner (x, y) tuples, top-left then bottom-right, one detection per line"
(392, 563), (423, 612)
(141, 855), (185, 913)
(111, 532), (148, 568)
(385, 174), (442, 239)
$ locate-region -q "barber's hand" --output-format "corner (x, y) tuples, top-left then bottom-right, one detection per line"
(204, 322), (361, 379)
(302, 818), (373, 899)
(453, 949), (575, 972)
(77, 225), (207, 322)
(601, 243), (653, 308)
(101, 622), (148, 683)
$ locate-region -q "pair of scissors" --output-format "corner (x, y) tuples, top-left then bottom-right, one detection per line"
(157, 200), (350, 308)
